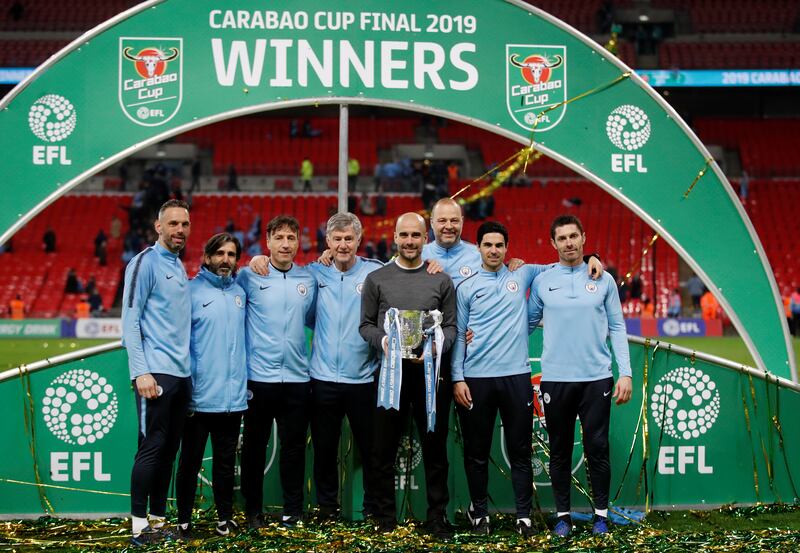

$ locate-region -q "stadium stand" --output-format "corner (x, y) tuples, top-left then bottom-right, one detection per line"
(0, 195), (129, 318)
(694, 118), (800, 177)
(178, 117), (413, 176)
(659, 41), (800, 69)
(0, 0), (139, 31)
(0, 38), (69, 67)
(744, 179), (800, 297)
(438, 122), (580, 177)
(652, 0), (800, 34)
(525, 0), (604, 34)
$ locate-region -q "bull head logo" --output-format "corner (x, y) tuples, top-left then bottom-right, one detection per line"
(123, 46), (179, 79)
(510, 53), (563, 85)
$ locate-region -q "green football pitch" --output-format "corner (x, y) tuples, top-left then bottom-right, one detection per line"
(1, 336), (798, 372)
(0, 338), (114, 371)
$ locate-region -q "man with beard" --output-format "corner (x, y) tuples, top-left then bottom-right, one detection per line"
(423, 197), (602, 284)
(528, 215), (632, 537)
(359, 213), (457, 539)
(450, 221), (603, 538)
(122, 199), (192, 545)
(238, 215), (318, 529)
(175, 233), (247, 539)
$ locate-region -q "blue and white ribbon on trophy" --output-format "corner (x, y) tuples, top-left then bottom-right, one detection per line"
(377, 307), (403, 412)
(423, 309), (444, 432)
(377, 308), (444, 432)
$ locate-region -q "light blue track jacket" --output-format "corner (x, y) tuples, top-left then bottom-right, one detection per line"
(309, 258), (383, 384)
(122, 242), (191, 380)
(237, 264), (317, 383)
(451, 264), (552, 382)
(528, 262), (631, 382)
(422, 239), (481, 286)
(188, 267), (247, 412)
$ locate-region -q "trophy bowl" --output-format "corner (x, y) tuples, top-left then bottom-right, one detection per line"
(398, 310), (425, 358)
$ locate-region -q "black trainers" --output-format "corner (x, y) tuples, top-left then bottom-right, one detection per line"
(376, 519), (397, 533)
(316, 505), (341, 521)
(176, 524), (193, 541)
(246, 513), (265, 530)
(516, 517), (535, 538)
(281, 514), (302, 528)
(466, 503), (490, 535)
(473, 516), (490, 535)
(216, 519), (239, 536)
(130, 525), (163, 546)
(426, 516), (454, 541)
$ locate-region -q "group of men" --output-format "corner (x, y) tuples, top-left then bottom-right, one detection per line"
(121, 197), (631, 546)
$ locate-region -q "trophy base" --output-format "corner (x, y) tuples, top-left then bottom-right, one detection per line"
(400, 345), (424, 359)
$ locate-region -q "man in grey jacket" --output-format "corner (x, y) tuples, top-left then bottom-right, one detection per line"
(359, 212), (456, 539)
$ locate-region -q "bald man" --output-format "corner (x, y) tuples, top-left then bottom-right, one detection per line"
(359, 213), (457, 539)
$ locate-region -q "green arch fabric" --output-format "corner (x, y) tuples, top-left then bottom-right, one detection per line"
(0, 0), (794, 380)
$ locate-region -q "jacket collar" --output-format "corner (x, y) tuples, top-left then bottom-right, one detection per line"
(479, 264), (509, 277)
(198, 266), (232, 289)
(154, 241), (179, 260)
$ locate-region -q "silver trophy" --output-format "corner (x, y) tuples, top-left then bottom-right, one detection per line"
(397, 310), (425, 358)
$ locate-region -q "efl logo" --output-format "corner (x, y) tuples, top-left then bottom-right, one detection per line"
(42, 369), (118, 445)
(119, 37), (183, 126)
(28, 94), (75, 166)
(394, 435), (422, 490)
(505, 44), (567, 132)
(42, 369), (118, 482)
(651, 366), (720, 475)
(606, 104), (651, 173)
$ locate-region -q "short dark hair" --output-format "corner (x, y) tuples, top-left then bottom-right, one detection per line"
(157, 199), (190, 219)
(476, 221), (508, 247)
(550, 214), (584, 240)
(266, 214), (300, 237)
(203, 232), (242, 261)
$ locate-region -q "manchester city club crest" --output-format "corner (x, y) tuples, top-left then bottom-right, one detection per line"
(234, 295), (244, 308)
(585, 282), (598, 293)
(119, 37), (183, 127)
(356, 282), (364, 295)
(506, 280), (519, 293)
(297, 283), (308, 296)
(505, 44), (567, 132)
(459, 266), (472, 278)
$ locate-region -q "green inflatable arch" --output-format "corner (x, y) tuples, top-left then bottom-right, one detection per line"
(0, 0), (794, 380)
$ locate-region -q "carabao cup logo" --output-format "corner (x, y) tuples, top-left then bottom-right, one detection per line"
(606, 105), (651, 151)
(42, 369), (119, 445)
(505, 44), (567, 132)
(119, 37), (183, 127)
(28, 94), (76, 142)
(651, 366), (720, 440)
